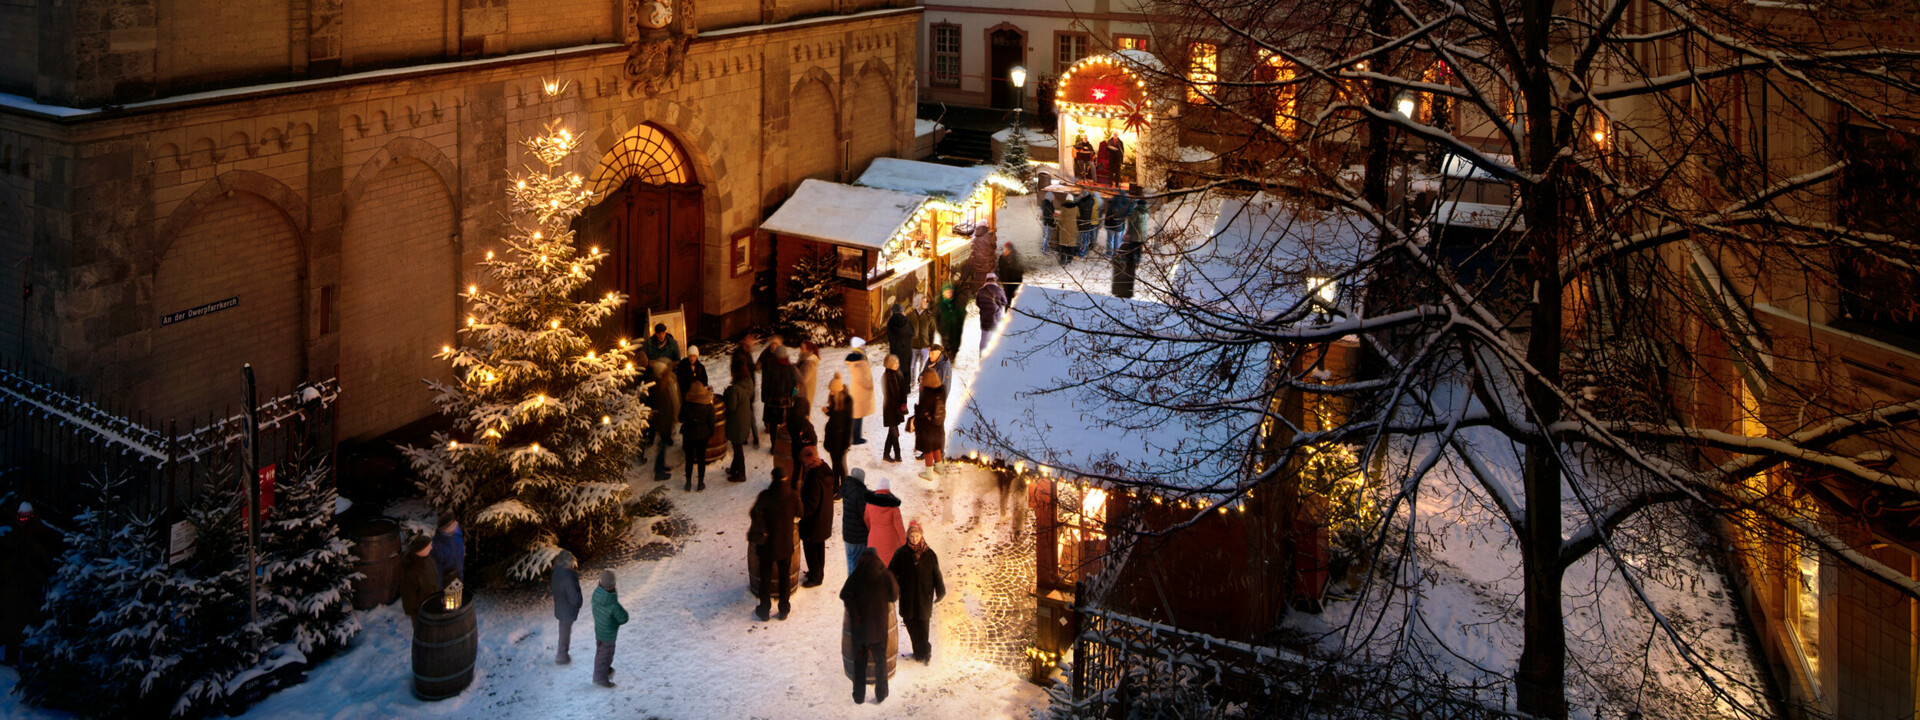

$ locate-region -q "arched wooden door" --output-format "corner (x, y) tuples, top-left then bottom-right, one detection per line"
(579, 124), (704, 344)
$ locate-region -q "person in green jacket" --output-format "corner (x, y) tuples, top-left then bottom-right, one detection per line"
(592, 571), (629, 688)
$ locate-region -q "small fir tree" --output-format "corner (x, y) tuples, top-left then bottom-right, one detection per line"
(170, 473), (268, 718)
(777, 249), (849, 346)
(260, 453), (358, 658)
(999, 125), (1034, 187)
(402, 119), (650, 581)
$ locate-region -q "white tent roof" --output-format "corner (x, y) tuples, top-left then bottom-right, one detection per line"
(1146, 193), (1372, 317)
(758, 179), (926, 249)
(950, 286), (1244, 493)
(856, 158), (996, 201)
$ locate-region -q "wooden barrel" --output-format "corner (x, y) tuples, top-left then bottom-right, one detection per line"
(746, 526), (804, 600)
(841, 602), (899, 681)
(349, 519), (401, 609)
(706, 411), (730, 463)
(412, 592), (478, 701)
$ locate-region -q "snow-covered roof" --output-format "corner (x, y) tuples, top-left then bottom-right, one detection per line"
(1433, 200), (1524, 230)
(992, 128), (1058, 148)
(1156, 194), (1372, 316)
(855, 158), (996, 201)
(759, 179), (925, 249)
(914, 119), (945, 139)
(951, 286), (1240, 493)
(1441, 152), (1516, 181)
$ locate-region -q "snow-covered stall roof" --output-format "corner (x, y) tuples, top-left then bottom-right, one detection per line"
(1153, 193), (1373, 317)
(950, 286), (1244, 494)
(1433, 200), (1524, 230)
(759, 178), (926, 249)
(855, 158), (997, 201)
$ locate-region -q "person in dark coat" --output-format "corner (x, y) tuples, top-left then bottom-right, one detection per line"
(1101, 191), (1133, 257)
(935, 285), (966, 354)
(398, 535), (441, 619)
(642, 323), (681, 365)
(749, 469), (800, 621)
(796, 447), (839, 588)
(1114, 184), (1149, 298)
(0, 500), (58, 665)
(880, 355), (908, 464)
(974, 273), (1008, 350)
(822, 374), (854, 481)
(996, 243), (1025, 303)
(1034, 170), (1057, 253)
(912, 369), (948, 481)
(925, 345), (953, 389)
(884, 303), (914, 380)
(592, 571), (628, 687)
(430, 511), (464, 587)
(761, 342), (796, 445)
(887, 520), (946, 663)
(674, 345), (709, 401)
(550, 550), (583, 665)
(1074, 191), (1100, 258)
(786, 392), (817, 480)
(841, 548), (899, 705)
(841, 468), (902, 573)
(731, 334), (762, 446)
(910, 295), (936, 378)
(679, 381), (717, 492)
(648, 359), (681, 479)
(723, 379), (754, 481)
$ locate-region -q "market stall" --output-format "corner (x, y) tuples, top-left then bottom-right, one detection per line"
(1053, 50), (1177, 191)
(854, 158), (1020, 295)
(760, 178), (951, 340)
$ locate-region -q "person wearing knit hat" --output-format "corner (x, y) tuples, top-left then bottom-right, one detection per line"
(398, 534), (441, 620)
(674, 345), (709, 402)
(844, 338), (875, 445)
(550, 550), (583, 665)
(591, 570), (628, 687)
(823, 373), (853, 482)
(864, 476), (907, 566)
(840, 467), (902, 573)
(911, 367), (948, 481)
(680, 381), (717, 492)
(887, 519), (946, 664)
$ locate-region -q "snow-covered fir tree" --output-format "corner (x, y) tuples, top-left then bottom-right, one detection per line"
(776, 249), (849, 346)
(17, 476), (162, 717)
(402, 118), (650, 581)
(170, 473), (268, 718)
(260, 452), (358, 658)
(999, 125), (1034, 187)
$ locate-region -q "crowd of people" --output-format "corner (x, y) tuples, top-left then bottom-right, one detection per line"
(556, 327), (952, 705)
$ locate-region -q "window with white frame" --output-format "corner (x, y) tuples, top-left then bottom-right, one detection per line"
(931, 24), (961, 88)
(1057, 33), (1091, 76)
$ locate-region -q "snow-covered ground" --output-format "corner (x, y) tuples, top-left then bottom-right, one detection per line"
(1, 268), (1046, 719)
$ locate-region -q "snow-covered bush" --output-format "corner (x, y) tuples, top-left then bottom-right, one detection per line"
(999, 126), (1035, 188)
(401, 119), (649, 582)
(777, 249), (849, 346)
(260, 453), (359, 658)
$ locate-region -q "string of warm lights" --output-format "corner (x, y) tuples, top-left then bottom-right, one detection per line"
(940, 450), (1253, 514)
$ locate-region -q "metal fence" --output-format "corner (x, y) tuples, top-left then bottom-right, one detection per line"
(1070, 602), (1533, 719)
(0, 362), (337, 522)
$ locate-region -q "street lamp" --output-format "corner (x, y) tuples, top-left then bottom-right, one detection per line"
(1010, 65), (1028, 125)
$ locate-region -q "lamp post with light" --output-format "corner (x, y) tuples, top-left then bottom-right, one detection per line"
(1010, 65), (1028, 129)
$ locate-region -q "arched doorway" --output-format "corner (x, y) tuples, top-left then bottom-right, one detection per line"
(578, 124), (705, 343)
(989, 27), (1025, 109)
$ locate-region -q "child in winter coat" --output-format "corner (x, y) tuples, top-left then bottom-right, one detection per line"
(863, 475), (907, 566)
(881, 355), (908, 464)
(592, 571), (628, 687)
(887, 520), (946, 663)
(551, 550), (583, 665)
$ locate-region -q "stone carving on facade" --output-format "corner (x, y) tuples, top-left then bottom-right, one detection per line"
(625, 0), (697, 98)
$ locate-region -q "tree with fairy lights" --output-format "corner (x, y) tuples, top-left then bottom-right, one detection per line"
(402, 119), (650, 582)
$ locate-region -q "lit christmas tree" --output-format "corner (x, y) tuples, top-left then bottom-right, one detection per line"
(402, 119), (651, 581)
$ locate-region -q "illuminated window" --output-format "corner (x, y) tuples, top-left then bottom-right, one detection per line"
(1114, 35), (1148, 52)
(1187, 42), (1218, 104)
(589, 124), (691, 196)
(1257, 49), (1298, 136)
(931, 24), (961, 88)
(1057, 33), (1091, 75)
(1054, 482), (1108, 584)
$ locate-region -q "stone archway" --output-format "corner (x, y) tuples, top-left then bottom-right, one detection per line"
(577, 123), (705, 344)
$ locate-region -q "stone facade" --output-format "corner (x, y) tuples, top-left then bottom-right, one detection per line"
(0, 0), (921, 440)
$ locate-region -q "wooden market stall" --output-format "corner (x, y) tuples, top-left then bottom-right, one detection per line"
(761, 179), (946, 341)
(1053, 50), (1177, 191)
(854, 158), (1020, 296)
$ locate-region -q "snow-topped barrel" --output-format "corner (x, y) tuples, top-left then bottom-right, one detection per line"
(706, 411), (730, 463)
(841, 601), (899, 681)
(412, 591), (478, 700)
(349, 518), (401, 609)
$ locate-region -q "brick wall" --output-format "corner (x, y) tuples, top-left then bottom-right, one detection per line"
(344, 0), (446, 70)
(790, 78), (839, 183)
(167, 0), (290, 90)
(846, 66), (893, 177)
(336, 156), (456, 440)
(1835, 549), (1917, 719)
(506, 0), (615, 52)
(150, 193), (304, 423)
(0, 0), (34, 95)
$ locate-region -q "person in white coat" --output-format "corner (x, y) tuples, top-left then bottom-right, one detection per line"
(846, 337), (876, 445)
